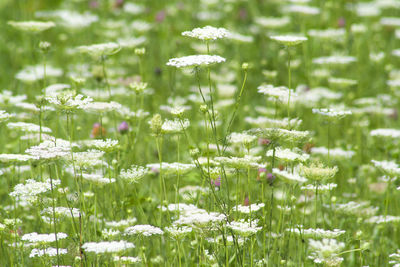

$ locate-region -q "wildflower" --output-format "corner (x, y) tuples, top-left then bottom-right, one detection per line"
(77, 42), (121, 58)
(311, 147), (355, 159)
(105, 218), (137, 228)
(300, 163), (338, 181)
(90, 123), (106, 138)
(29, 247), (67, 258)
(301, 183), (337, 192)
(119, 165), (148, 183)
(82, 241), (134, 254)
(26, 140), (71, 160)
(270, 35), (308, 46)
(312, 108), (352, 118)
(182, 26), (229, 41)
(370, 128), (400, 139)
(22, 232), (67, 243)
(124, 225), (164, 236)
(307, 239), (345, 266)
(85, 101), (122, 113)
(166, 55), (226, 68)
(113, 256), (142, 264)
(8, 20), (55, 33)
(227, 219), (262, 237)
(266, 147), (310, 162)
(371, 160), (400, 177)
(7, 122), (52, 133)
(287, 226), (345, 238)
(273, 168), (308, 184)
(234, 203), (265, 213)
(162, 118), (190, 134)
(10, 179), (60, 202)
(165, 225), (193, 238)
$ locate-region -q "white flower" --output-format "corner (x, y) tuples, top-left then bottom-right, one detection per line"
(370, 128), (400, 139)
(288, 226), (345, 238)
(308, 239), (345, 266)
(105, 218), (137, 228)
(125, 225), (164, 236)
(228, 132), (257, 146)
(36, 10), (98, 29)
(85, 101), (122, 113)
(227, 219), (262, 237)
(255, 16), (291, 29)
(312, 108), (352, 118)
(41, 207), (81, 218)
(284, 4), (320, 15)
(270, 35), (308, 46)
(312, 55), (356, 65)
(113, 256), (142, 264)
(311, 147), (355, 159)
(26, 140), (71, 160)
(0, 110), (13, 122)
(82, 241), (134, 254)
(80, 139), (119, 152)
(16, 65), (62, 83)
(266, 147), (309, 162)
(166, 55), (226, 68)
(22, 232), (67, 243)
(301, 183), (337, 192)
(182, 26), (229, 41)
(273, 168), (308, 184)
(46, 92), (93, 111)
(0, 154), (34, 163)
(80, 173), (115, 185)
(258, 84), (295, 101)
(10, 179), (61, 201)
(233, 203), (265, 214)
(162, 118), (190, 134)
(8, 20), (55, 32)
(29, 247), (67, 258)
(77, 42), (121, 58)
(7, 122), (52, 133)
(164, 225), (193, 238)
(120, 165), (148, 183)
(371, 160), (400, 177)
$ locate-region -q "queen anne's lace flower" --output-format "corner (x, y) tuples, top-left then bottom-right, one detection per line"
(82, 241), (134, 254)
(29, 247), (67, 258)
(125, 225), (164, 236)
(166, 55), (225, 68)
(270, 35), (308, 46)
(182, 26), (229, 41)
(77, 42), (121, 57)
(8, 20), (55, 32)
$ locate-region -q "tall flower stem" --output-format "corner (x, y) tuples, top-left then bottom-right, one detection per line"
(48, 165), (60, 267)
(286, 47), (292, 128)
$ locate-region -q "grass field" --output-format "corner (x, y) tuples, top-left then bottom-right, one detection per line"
(1, 0), (400, 266)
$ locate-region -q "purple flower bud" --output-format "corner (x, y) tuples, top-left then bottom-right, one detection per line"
(118, 121), (129, 134)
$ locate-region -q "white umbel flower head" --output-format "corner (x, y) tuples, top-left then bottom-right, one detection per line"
(266, 147), (310, 162)
(8, 20), (55, 33)
(119, 165), (148, 183)
(82, 240), (134, 254)
(22, 232), (67, 243)
(308, 238), (345, 266)
(273, 168), (308, 184)
(182, 26), (229, 41)
(29, 247), (67, 258)
(77, 42), (121, 58)
(124, 225), (164, 236)
(270, 35), (308, 46)
(312, 108), (352, 118)
(167, 55), (225, 68)
(370, 128), (400, 139)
